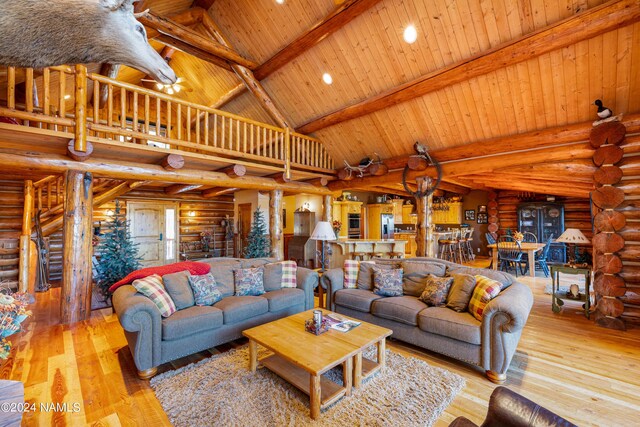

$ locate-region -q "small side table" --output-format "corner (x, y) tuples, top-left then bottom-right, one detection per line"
(550, 264), (592, 319)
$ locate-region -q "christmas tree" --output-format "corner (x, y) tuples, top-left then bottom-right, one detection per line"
(95, 200), (141, 299)
(243, 207), (271, 258)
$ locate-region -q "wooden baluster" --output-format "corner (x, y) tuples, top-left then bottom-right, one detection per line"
(177, 103), (182, 140)
(263, 127), (267, 157)
(106, 83), (113, 128)
(47, 182), (52, 211)
(195, 109), (200, 144)
(284, 128), (291, 180)
(25, 69), (34, 122)
(186, 106), (191, 142)
(132, 91), (139, 142)
(7, 66), (15, 109)
(57, 177), (63, 205)
(156, 97), (161, 137)
(204, 112), (209, 146)
(250, 123), (254, 153)
(43, 69), (50, 129)
(213, 114), (218, 147)
(119, 87), (126, 129)
(256, 125), (260, 156)
(229, 117), (233, 150)
(243, 122), (247, 153)
(236, 119), (240, 151)
(144, 94), (150, 136)
(167, 101), (172, 139)
(74, 64), (87, 152)
(221, 116), (225, 149)
(92, 80), (99, 136)
(269, 129), (273, 158)
(58, 70), (66, 131)
(37, 187), (42, 212)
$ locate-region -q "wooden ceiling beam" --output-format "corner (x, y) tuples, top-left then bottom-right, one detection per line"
(0, 149), (334, 195)
(155, 35), (233, 71)
(139, 12), (258, 70)
(165, 184), (203, 195)
(202, 187), (237, 198)
(463, 175), (593, 198)
(297, 0), (640, 134)
(192, 0), (216, 10)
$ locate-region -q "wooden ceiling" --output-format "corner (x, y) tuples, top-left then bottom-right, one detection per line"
(113, 0), (640, 195)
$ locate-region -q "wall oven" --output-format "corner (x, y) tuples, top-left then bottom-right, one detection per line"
(348, 213), (361, 239)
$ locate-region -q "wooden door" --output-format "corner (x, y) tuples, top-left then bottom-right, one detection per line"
(129, 202), (165, 267)
(237, 203), (253, 256)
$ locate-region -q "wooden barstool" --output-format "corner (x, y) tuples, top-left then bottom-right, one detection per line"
(368, 243), (386, 259)
(438, 230), (460, 263)
(351, 252), (368, 261)
(389, 242), (405, 259)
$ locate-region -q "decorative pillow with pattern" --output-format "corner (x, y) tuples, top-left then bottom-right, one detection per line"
(132, 274), (176, 318)
(343, 260), (360, 289)
(187, 273), (223, 306)
(468, 275), (502, 321)
(234, 267), (266, 296)
(372, 267), (404, 297)
(279, 261), (297, 288)
(418, 275), (454, 306)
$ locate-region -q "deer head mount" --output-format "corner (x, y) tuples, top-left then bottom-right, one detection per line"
(0, 0), (176, 84)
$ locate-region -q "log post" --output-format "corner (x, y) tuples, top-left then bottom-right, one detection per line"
(61, 170), (93, 324)
(415, 177), (431, 257)
(19, 180), (34, 293)
(269, 189), (283, 260)
(74, 64), (88, 153)
(323, 195), (333, 223)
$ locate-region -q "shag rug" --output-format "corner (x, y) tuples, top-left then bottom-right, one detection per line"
(150, 345), (465, 426)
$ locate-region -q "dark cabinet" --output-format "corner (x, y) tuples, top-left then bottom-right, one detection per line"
(517, 203), (566, 264)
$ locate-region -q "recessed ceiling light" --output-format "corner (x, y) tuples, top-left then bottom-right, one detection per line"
(275, 0), (284, 4)
(403, 25), (417, 44)
(322, 73), (333, 85)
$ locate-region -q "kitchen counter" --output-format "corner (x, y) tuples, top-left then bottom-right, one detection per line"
(328, 239), (406, 269)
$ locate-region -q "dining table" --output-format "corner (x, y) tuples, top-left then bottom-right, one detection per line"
(487, 242), (547, 278)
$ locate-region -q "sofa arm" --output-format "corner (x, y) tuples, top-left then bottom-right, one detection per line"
(320, 268), (344, 312)
(112, 285), (163, 371)
(481, 281), (533, 378)
(296, 267), (318, 310)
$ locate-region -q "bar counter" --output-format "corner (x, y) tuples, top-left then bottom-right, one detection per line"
(327, 239), (406, 269)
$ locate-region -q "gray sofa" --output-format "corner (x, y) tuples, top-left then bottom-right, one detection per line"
(321, 257), (533, 383)
(112, 258), (318, 379)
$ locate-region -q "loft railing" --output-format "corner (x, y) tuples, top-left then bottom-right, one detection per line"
(0, 64), (335, 176)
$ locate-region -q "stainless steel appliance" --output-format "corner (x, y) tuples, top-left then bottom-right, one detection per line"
(381, 214), (394, 239)
(348, 213), (361, 239)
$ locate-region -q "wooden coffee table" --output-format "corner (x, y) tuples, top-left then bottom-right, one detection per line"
(243, 309), (391, 420)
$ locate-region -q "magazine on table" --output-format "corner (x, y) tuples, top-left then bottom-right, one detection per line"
(324, 313), (361, 332)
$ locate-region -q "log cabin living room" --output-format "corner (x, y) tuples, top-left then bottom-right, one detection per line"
(0, 0), (639, 425)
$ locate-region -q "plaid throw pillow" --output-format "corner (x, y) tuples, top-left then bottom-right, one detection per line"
(343, 260), (359, 289)
(373, 267), (404, 297)
(132, 274), (176, 318)
(469, 275), (502, 321)
(279, 261), (297, 288)
(188, 273), (223, 306)
(234, 267), (265, 296)
(419, 275), (454, 306)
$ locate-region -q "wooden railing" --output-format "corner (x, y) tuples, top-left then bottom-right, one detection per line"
(0, 65), (335, 176)
(33, 175), (64, 218)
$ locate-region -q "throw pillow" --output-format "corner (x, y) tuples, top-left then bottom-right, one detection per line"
(201, 259), (241, 297)
(401, 261), (447, 297)
(372, 267), (404, 297)
(343, 260), (360, 289)
(418, 275), (454, 306)
(188, 273), (223, 306)
(356, 261), (395, 290)
(263, 262), (284, 292)
(446, 273), (476, 312)
(109, 261), (211, 293)
(279, 261), (297, 288)
(469, 275), (502, 321)
(162, 270), (195, 310)
(234, 267), (266, 296)
(132, 274), (176, 318)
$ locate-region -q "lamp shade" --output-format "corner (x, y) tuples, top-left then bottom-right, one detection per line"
(310, 221), (336, 241)
(556, 228), (590, 244)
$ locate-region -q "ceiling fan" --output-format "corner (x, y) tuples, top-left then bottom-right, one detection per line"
(141, 76), (193, 95)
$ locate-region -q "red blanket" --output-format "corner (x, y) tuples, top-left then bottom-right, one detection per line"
(108, 261), (211, 293)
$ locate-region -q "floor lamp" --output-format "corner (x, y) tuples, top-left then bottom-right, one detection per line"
(310, 221), (336, 272)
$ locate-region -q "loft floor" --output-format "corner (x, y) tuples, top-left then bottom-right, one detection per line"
(3, 259), (639, 426)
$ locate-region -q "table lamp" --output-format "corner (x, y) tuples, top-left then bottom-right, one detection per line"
(310, 221), (337, 272)
(556, 228), (590, 266)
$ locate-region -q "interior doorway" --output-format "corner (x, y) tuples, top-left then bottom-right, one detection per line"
(128, 202), (178, 267)
(237, 203), (253, 257)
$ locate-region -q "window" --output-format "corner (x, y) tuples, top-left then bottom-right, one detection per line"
(165, 208), (176, 261)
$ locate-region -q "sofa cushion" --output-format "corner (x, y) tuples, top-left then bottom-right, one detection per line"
(371, 296), (427, 326)
(233, 267), (265, 296)
(419, 275), (454, 306)
(213, 296), (268, 324)
(357, 261), (400, 290)
(402, 260), (448, 296)
(373, 267), (404, 297)
(418, 307), (481, 345)
(204, 259), (242, 297)
(188, 273), (223, 306)
(334, 289), (383, 312)
(240, 258), (274, 268)
(262, 288), (305, 312)
(448, 266), (513, 290)
(446, 273), (476, 312)
(161, 305), (223, 341)
(162, 270), (194, 310)
(263, 263), (283, 292)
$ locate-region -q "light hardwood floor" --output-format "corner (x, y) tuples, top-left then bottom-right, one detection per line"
(2, 260), (639, 426)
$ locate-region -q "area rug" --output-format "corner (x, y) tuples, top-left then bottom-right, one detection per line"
(150, 345), (465, 426)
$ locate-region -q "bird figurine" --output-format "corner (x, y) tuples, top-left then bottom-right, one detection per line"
(414, 141), (429, 156)
(594, 99), (612, 119)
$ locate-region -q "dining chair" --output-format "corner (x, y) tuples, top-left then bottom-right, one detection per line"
(497, 235), (525, 277)
(486, 232), (496, 268)
(522, 234), (553, 277)
(522, 231), (538, 243)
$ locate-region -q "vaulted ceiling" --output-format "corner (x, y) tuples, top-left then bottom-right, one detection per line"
(117, 0), (640, 192)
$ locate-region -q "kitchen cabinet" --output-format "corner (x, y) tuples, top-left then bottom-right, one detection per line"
(392, 200), (404, 224)
(367, 204), (394, 239)
(394, 233), (416, 257)
(332, 201), (363, 238)
(432, 202), (462, 224)
(402, 205), (417, 225)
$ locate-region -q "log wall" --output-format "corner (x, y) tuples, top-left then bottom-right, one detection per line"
(0, 180), (25, 288)
(590, 121), (640, 329)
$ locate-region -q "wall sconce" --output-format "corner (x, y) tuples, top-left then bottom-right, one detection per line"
(106, 209), (114, 216)
(189, 211), (196, 217)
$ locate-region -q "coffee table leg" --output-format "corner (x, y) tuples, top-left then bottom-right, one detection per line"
(249, 339), (257, 372)
(310, 374), (321, 420)
(377, 338), (386, 368)
(343, 357), (353, 396)
(353, 352), (362, 388)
